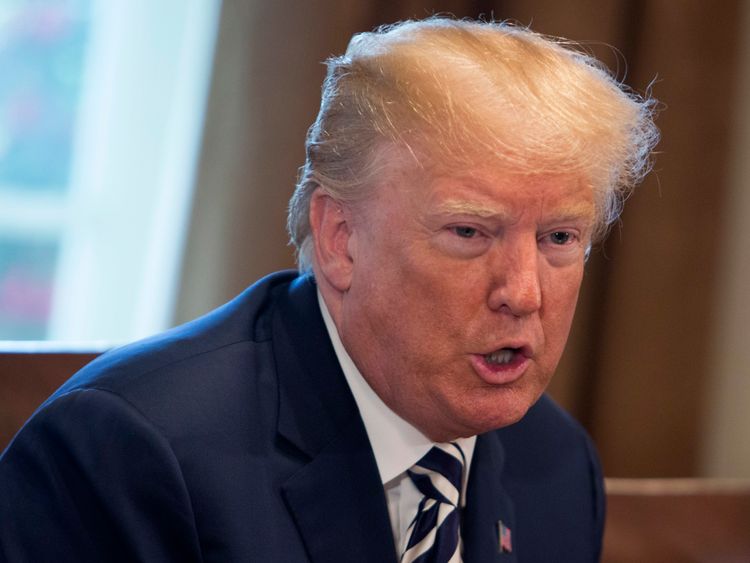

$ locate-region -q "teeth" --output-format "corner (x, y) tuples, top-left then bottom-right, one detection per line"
(486, 348), (516, 365)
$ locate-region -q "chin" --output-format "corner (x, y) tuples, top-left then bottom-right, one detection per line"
(458, 393), (540, 435)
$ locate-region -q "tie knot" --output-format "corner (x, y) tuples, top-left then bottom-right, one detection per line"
(407, 443), (465, 507)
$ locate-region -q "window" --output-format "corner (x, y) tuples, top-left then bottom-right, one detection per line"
(0, 0), (221, 342)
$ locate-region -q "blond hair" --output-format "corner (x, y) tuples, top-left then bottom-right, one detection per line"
(288, 18), (658, 271)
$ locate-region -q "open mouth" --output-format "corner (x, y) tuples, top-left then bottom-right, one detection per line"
(484, 347), (522, 366)
(471, 346), (530, 385)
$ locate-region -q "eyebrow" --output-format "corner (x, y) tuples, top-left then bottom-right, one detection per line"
(434, 200), (596, 222)
(435, 200), (512, 219)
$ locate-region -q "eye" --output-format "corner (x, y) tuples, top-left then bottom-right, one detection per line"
(549, 231), (573, 245)
(437, 224), (490, 258)
(539, 229), (582, 264)
(452, 226), (478, 238)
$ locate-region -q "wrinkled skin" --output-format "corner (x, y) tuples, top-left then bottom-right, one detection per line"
(313, 156), (595, 442)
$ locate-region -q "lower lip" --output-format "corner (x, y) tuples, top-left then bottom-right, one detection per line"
(470, 353), (530, 386)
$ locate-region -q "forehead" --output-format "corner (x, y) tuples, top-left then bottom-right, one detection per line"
(389, 162), (596, 222)
(362, 141), (599, 229)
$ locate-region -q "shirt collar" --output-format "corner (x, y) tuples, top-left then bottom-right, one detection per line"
(317, 290), (475, 485)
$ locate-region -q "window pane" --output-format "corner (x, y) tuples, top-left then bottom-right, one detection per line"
(0, 237), (58, 339)
(0, 0), (221, 342)
(0, 0), (90, 193)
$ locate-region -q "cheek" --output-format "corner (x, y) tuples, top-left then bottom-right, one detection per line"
(401, 271), (478, 348)
(365, 273), (468, 373)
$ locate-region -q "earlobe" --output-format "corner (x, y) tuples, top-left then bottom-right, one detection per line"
(309, 188), (354, 292)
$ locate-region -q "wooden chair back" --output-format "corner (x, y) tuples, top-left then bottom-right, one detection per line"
(0, 350), (101, 451)
(603, 478), (750, 562)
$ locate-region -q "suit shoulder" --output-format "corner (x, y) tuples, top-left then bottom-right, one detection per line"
(54, 271), (299, 397)
(27, 271), (305, 441)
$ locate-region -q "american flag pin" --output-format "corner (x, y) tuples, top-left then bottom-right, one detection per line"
(497, 520), (512, 554)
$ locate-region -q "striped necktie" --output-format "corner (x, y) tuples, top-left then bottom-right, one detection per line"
(401, 443), (465, 563)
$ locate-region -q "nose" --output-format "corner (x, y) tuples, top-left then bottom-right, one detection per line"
(486, 239), (542, 316)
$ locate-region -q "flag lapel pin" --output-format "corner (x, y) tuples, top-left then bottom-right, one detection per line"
(497, 520), (512, 554)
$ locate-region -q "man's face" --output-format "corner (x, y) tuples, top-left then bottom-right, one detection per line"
(337, 155), (595, 441)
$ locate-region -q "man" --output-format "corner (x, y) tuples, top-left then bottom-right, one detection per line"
(0, 18), (656, 562)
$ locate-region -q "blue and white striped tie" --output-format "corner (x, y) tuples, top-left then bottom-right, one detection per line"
(401, 443), (465, 563)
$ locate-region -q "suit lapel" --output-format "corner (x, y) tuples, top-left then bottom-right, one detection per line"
(272, 275), (397, 563)
(281, 421), (397, 562)
(463, 432), (518, 563)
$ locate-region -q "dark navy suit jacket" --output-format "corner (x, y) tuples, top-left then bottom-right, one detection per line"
(0, 271), (604, 562)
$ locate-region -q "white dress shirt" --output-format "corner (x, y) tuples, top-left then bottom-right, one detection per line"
(317, 291), (476, 554)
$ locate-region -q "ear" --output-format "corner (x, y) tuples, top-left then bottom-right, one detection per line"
(309, 188), (354, 292)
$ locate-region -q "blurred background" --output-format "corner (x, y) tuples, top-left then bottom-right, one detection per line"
(1, 0), (748, 479)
